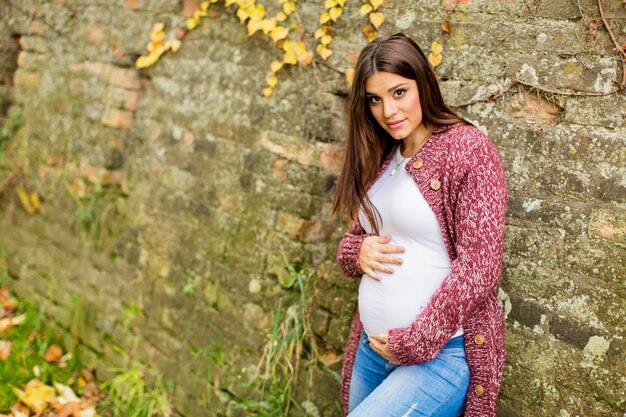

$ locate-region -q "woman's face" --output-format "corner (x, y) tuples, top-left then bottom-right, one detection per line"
(364, 71), (428, 148)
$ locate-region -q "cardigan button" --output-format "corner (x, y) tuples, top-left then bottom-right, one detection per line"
(475, 385), (485, 396)
(474, 334), (485, 345)
(429, 179), (441, 190)
(412, 159), (423, 169)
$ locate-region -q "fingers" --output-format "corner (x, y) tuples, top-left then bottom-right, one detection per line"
(363, 268), (381, 281)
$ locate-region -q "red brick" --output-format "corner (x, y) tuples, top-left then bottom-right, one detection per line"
(68, 79), (87, 96)
(87, 26), (105, 44)
(108, 67), (141, 90)
(14, 69), (41, 88)
(124, 0), (144, 10)
(319, 143), (345, 174)
(17, 51), (43, 69)
(182, 131), (194, 145)
(183, 1), (201, 17)
(123, 91), (141, 110)
(297, 220), (334, 243)
(30, 22), (45, 35)
(101, 109), (134, 129)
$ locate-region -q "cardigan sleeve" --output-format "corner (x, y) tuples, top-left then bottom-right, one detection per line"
(386, 138), (509, 364)
(336, 219), (376, 278)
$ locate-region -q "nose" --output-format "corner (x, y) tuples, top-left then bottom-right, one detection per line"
(383, 99), (397, 119)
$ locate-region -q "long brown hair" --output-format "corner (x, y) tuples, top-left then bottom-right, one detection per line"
(331, 32), (466, 234)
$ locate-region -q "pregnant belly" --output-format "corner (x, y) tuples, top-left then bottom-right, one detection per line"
(358, 256), (451, 337)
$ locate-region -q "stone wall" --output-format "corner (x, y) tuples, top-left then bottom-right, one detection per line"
(0, 0), (624, 416)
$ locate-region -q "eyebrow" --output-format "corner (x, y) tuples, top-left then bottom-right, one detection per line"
(365, 83), (409, 96)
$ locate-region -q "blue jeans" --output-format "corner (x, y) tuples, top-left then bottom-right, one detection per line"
(348, 331), (469, 416)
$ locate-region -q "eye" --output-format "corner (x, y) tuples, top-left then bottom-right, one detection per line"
(394, 88), (406, 98)
(368, 96), (380, 105)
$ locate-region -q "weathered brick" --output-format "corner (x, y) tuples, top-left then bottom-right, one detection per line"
(13, 69), (41, 88)
(123, 0), (144, 9)
(101, 109), (134, 129)
(108, 67), (141, 90)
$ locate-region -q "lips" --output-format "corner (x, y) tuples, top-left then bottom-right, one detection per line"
(387, 119), (405, 129)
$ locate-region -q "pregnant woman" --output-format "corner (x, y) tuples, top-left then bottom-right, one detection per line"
(332, 33), (509, 417)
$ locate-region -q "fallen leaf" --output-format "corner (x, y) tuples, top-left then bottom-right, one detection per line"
(54, 382), (80, 405)
(363, 24), (378, 42)
(320, 34), (332, 46)
(314, 28), (326, 39)
(428, 41), (443, 68)
(0, 340), (11, 360)
(442, 20), (451, 33)
(267, 75), (278, 88)
(13, 379), (56, 415)
(44, 344), (63, 362)
(262, 87), (273, 97)
(324, 0), (337, 8)
(319, 12), (330, 24)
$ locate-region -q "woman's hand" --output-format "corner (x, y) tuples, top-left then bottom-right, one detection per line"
(358, 235), (405, 281)
(369, 333), (401, 365)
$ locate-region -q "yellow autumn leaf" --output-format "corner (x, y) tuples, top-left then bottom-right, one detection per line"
(170, 39), (182, 52)
(298, 50), (313, 66)
(270, 60), (283, 72)
(432, 41), (443, 55)
(329, 6), (342, 21)
(337, 0), (346, 5)
(320, 34), (332, 46)
(16, 186), (34, 214)
(363, 24), (378, 42)
(283, 50), (297, 65)
(30, 192), (41, 213)
(267, 75), (278, 87)
(369, 12), (384, 28)
(269, 26), (289, 43)
(13, 379), (56, 415)
(359, 3), (373, 17)
(150, 30), (165, 43)
(345, 68), (355, 86)
(201, 1), (209, 10)
(250, 4), (266, 20)
(314, 28), (326, 39)
(324, 0), (338, 8)
(316, 44), (333, 60)
(370, 0), (384, 10)
(224, 0), (237, 5)
(428, 52), (443, 67)
(259, 18), (277, 34)
(275, 11), (287, 21)
(152, 22), (165, 33)
(247, 19), (263, 36)
(263, 86), (273, 97)
(186, 18), (198, 30)
(282, 1), (296, 15)
(236, 7), (250, 23)
(319, 12), (331, 24)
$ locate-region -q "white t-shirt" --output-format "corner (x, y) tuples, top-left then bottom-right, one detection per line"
(357, 145), (463, 338)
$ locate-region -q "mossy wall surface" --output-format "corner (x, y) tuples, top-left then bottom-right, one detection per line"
(0, 0), (624, 416)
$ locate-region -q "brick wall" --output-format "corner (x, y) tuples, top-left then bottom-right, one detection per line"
(0, 1), (624, 416)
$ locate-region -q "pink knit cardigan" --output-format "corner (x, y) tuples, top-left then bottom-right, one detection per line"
(336, 124), (509, 417)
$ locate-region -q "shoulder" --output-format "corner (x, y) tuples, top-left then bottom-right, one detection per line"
(437, 124), (495, 157)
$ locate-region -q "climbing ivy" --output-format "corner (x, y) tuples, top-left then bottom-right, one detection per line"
(136, 0), (389, 95)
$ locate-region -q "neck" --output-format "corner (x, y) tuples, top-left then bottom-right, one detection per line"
(400, 122), (433, 158)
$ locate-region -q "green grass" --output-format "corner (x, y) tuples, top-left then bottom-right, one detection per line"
(98, 362), (173, 417)
(0, 297), (83, 411)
